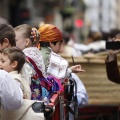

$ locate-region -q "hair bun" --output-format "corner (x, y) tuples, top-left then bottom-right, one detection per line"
(30, 28), (40, 44)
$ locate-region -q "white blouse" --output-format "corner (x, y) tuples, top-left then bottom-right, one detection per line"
(0, 70), (23, 110)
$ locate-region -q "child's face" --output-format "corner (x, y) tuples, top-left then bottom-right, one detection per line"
(0, 54), (14, 72)
(15, 31), (27, 50)
(50, 41), (62, 53)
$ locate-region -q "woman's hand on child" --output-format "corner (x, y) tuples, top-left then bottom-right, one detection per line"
(70, 65), (85, 73)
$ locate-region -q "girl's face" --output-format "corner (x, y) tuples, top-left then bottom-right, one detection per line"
(50, 41), (62, 53)
(15, 31), (27, 50)
(0, 54), (14, 72)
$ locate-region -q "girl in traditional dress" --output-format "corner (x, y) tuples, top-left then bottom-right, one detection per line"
(14, 24), (51, 100)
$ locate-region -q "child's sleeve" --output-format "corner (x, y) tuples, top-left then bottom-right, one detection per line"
(71, 73), (88, 106)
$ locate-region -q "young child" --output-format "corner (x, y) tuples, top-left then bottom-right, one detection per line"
(14, 24), (52, 100)
(38, 24), (88, 119)
(38, 24), (85, 80)
(0, 24), (24, 110)
(0, 45), (46, 120)
(0, 47), (31, 99)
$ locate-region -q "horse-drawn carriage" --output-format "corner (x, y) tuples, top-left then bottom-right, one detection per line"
(46, 52), (120, 120)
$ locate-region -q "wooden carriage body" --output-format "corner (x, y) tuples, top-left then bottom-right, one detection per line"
(50, 52), (120, 120)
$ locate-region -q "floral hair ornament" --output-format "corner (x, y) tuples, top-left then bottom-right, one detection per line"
(30, 27), (40, 45)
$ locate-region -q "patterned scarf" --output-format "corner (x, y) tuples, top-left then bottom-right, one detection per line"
(47, 51), (68, 79)
(38, 24), (63, 42)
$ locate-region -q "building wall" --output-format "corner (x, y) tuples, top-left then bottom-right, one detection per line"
(84, 0), (119, 33)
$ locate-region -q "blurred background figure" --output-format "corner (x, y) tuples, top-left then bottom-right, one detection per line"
(114, 33), (120, 40)
(107, 29), (120, 41)
(67, 33), (91, 55)
(85, 31), (106, 53)
(1, 0), (120, 46)
(60, 31), (82, 57)
(83, 0), (118, 34)
(0, 17), (9, 24)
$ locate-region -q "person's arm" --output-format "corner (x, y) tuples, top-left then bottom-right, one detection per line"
(105, 53), (120, 84)
(65, 65), (85, 78)
(71, 73), (88, 106)
(0, 70), (23, 110)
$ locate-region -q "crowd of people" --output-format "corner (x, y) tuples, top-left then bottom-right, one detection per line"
(59, 31), (107, 57)
(0, 23), (88, 120)
(59, 29), (120, 57)
(1, 20), (120, 120)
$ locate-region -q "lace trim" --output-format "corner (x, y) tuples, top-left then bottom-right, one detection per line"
(23, 47), (46, 77)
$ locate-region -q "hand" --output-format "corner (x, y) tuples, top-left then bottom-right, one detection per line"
(70, 65), (85, 73)
(109, 49), (120, 55)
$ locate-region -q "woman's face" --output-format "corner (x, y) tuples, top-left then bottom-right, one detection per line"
(15, 31), (27, 50)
